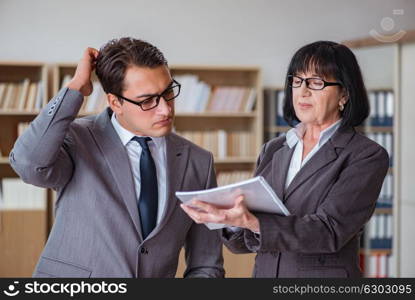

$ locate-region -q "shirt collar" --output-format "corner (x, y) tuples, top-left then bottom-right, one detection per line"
(286, 119), (342, 149)
(110, 113), (165, 148)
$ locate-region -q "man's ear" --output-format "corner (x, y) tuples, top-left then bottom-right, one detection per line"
(107, 94), (122, 114)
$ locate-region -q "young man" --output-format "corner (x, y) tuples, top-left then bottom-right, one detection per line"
(10, 37), (224, 278)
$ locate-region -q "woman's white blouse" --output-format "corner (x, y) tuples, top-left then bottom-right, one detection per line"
(285, 119), (342, 189)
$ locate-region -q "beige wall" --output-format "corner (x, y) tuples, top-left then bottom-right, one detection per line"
(0, 0), (414, 86)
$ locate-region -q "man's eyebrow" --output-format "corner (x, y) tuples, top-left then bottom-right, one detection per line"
(134, 81), (174, 98)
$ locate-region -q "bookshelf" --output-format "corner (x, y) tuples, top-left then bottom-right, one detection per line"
(0, 62), (49, 277)
(263, 86), (395, 278)
(360, 88), (394, 278)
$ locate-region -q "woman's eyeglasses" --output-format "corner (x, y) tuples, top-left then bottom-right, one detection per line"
(288, 75), (342, 90)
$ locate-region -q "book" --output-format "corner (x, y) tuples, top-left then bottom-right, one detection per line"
(25, 82), (38, 111)
(17, 78), (30, 110)
(0, 83), (6, 108)
(2, 83), (15, 109)
(244, 88), (256, 112)
(176, 176), (289, 230)
(0, 178), (46, 210)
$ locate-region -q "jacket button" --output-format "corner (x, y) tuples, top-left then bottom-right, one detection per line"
(318, 256), (325, 265)
(140, 248), (145, 254)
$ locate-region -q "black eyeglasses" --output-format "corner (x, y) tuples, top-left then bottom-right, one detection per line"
(288, 75), (342, 90)
(113, 79), (181, 111)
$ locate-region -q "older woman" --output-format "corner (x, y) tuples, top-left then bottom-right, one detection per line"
(181, 41), (389, 278)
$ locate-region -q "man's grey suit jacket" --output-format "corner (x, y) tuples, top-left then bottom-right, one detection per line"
(222, 127), (389, 278)
(10, 87), (224, 278)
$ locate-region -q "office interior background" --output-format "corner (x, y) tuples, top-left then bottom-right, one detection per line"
(1, 0), (415, 277)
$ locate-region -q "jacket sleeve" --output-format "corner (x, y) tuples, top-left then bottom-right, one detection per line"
(220, 141), (271, 254)
(243, 143), (389, 254)
(9, 87), (83, 189)
(183, 152), (225, 278)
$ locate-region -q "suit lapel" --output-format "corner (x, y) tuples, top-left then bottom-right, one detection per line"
(146, 133), (189, 239)
(88, 108), (143, 240)
(284, 143), (338, 199)
(284, 127), (356, 200)
(271, 143), (295, 202)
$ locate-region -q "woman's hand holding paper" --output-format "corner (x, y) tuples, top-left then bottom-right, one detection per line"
(180, 195), (260, 233)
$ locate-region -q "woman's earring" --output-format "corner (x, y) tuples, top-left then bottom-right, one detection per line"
(339, 102), (344, 111)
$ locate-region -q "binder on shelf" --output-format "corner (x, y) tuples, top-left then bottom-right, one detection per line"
(369, 214), (393, 249)
(384, 133), (393, 167)
(377, 92), (386, 126)
(276, 90), (288, 126)
(264, 89), (276, 126)
(385, 92), (394, 126)
(368, 92), (376, 126)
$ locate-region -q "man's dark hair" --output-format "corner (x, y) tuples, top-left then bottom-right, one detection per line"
(95, 37), (168, 96)
(283, 41), (369, 130)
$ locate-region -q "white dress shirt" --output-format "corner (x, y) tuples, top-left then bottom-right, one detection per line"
(285, 119), (342, 189)
(111, 113), (167, 225)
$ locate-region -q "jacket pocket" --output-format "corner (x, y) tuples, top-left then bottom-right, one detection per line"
(34, 256), (92, 278)
(297, 253), (342, 267)
(297, 267), (348, 278)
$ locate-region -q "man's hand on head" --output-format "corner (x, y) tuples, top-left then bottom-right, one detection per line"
(67, 47), (99, 97)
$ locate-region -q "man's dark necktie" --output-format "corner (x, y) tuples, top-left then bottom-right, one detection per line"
(132, 137), (158, 239)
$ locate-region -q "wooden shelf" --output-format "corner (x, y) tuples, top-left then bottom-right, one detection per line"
(267, 125), (394, 134)
(367, 249), (392, 255)
(214, 157), (257, 164)
(0, 156), (17, 177)
(374, 207), (393, 215)
(342, 29), (415, 48)
(0, 110), (40, 116)
(0, 110), (255, 118)
(357, 126), (394, 133)
(175, 112), (256, 118)
(0, 110), (258, 119)
(267, 126), (291, 133)
(360, 248), (392, 256)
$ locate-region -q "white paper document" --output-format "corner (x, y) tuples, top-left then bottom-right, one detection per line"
(176, 176), (290, 230)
